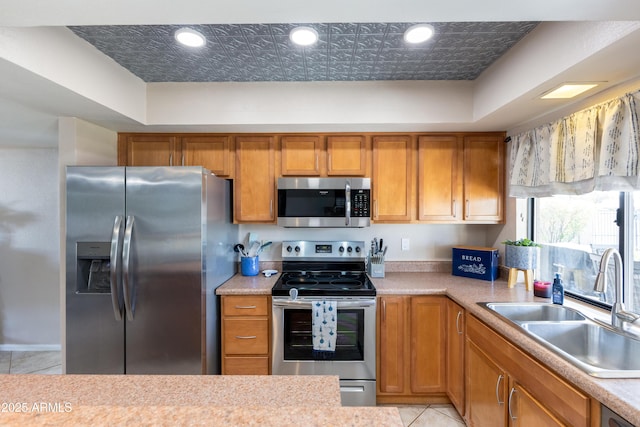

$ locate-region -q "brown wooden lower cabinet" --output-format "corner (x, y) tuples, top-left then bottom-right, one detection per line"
(465, 314), (593, 427)
(221, 295), (270, 375)
(446, 299), (465, 416)
(377, 295), (447, 404)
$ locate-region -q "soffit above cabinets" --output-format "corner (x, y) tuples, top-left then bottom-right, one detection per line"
(68, 22), (538, 83)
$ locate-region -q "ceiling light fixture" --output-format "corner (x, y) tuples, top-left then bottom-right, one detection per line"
(540, 83), (599, 99)
(403, 24), (435, 44)
(174, 28), (206, 48)
(289, 26), (318, 46)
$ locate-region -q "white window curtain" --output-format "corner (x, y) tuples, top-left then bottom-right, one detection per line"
(509, 90), (640, 197)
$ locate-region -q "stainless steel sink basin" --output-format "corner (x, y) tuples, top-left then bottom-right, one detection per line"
(482, 302), (587, 323)
(521, 321), (640, 378)
(480, 301), (640, 377)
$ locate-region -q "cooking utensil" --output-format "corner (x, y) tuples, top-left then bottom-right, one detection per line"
(234, 243), (247, 257)
(248, 241), (260, 256)
(257, 241), (272, 254)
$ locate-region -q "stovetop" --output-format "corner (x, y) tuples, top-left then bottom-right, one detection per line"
(271, 240), (376, 297)
(272, 270), (376, 296)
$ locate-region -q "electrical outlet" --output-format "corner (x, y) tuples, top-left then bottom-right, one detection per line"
(401, 238), (410, 251)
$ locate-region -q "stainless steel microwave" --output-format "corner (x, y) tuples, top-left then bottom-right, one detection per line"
(277, 177), (371, 228)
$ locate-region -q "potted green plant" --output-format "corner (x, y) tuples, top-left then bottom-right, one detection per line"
(503, 238), (541, 270)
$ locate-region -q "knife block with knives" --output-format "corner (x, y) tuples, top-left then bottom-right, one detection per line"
(367, 237), (386, 278)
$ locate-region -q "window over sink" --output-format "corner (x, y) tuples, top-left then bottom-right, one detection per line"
(532, 192), (640, 312)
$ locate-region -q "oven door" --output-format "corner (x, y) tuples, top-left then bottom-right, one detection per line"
(272, 297), (376, 381)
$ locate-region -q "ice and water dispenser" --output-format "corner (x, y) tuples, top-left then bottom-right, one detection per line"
(76, 242), (112, 293)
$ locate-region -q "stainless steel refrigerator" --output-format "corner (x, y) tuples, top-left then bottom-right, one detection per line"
(65, 166), (238, 374)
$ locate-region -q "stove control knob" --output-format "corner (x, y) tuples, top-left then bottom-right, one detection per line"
(355, 246), (361, 253)
(286, 245), (293, 253)
(339, 246), (345, 253)
(347, 246), (353, 253)
(295, 246), (301, 253)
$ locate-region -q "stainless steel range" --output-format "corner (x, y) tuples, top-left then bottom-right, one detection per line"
(271, 240), (376, 406)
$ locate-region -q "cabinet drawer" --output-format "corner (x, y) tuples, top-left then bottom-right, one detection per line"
(224, 319), (269, 354)
(223, 296), (269, 316)
(224, 356), (269, 375)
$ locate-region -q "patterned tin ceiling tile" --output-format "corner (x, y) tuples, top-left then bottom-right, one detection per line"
(69, 22), (538, 82)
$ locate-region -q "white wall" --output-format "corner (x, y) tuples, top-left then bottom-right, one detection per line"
(239, 223), (504, 262)
(0, 147), (60, 350)
(0, 117), (116, 350)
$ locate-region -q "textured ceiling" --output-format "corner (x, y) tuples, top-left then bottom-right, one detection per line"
(69, 22), (538, 83)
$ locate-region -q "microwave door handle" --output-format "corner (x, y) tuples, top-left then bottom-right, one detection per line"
(345, 181), (351, 226)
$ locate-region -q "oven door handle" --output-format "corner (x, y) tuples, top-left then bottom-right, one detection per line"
(272, 299), (376, 309)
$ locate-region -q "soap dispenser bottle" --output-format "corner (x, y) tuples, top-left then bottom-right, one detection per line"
(552, 273), (564, 305)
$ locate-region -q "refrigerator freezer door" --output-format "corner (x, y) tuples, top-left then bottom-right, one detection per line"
(124, 167), (206, 374)
(66, 167), (126, 374)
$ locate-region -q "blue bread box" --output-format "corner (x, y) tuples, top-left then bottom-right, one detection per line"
(452, 246), (499, 281)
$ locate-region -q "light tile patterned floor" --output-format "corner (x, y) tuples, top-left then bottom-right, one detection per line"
(0, 351), (62, 374)
(2, 351), (467, 425)
(394, 405), (466, 426)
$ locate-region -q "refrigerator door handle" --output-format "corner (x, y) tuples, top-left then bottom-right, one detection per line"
(122, 215), (135, 321)
(109, 216), (124, 321)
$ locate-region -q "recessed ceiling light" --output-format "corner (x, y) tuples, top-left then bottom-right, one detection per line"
(175, 28), (206, 48)
(540, 83), (599, 99)
(403, 24), (435, 44)
(290, 26), (318, 46)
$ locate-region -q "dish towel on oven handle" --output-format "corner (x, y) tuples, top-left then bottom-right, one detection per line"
(312, 300), (337, 360)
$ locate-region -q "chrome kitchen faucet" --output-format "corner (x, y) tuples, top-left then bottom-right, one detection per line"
(594, 248), (640, 329)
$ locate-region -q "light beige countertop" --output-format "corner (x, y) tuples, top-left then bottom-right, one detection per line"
(0, 374), (402, 426)
(219, 271), (640, 424)
(0, 405), (402, 426)
(0, 375), (342, 407)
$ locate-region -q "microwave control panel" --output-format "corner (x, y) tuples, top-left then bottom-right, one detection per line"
(352, 190), (370, 217)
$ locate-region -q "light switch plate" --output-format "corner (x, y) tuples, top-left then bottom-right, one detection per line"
(401, 238), (410, 251)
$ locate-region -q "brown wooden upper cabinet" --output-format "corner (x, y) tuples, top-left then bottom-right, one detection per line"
(118, 134), (233, 177)
(182, 135), (233, 177)
(280, 135), (367, 176)
(117, 131), (504, 224)
(280, 135), (322, 176)
(418, 135), (460, 221)
(372, 135), (413, 222)
(234, 136), (276, 223)
(463, 135), (504, 223)
(326, 135), (367, 176)
(417, 133), (505, 224)
(118, 134), (181, 166)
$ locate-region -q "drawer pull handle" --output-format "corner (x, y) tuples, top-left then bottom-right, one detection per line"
(234, 305), (257, 309)
(455, 311), (463, 335)
(235, 335), (257, 339)
(495, 374), (504, 405)
(508, 387), (517, 421)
